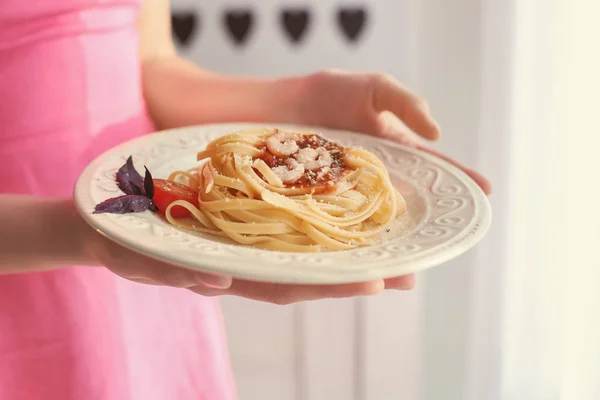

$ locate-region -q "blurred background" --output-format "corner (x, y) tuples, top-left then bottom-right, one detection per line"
(170, 1), (599, 399)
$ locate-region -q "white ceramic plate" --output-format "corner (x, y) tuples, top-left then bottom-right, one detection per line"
(74, 123), (491, 284)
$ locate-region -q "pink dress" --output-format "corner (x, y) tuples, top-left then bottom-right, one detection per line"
(0, 1), (237, 399)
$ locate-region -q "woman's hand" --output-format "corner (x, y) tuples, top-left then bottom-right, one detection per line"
(280, 69), (492, 194)
(86, 229), (414, 305)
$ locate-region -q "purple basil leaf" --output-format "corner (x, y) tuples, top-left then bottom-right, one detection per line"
(144, 166), (154, 199)
(93, 194), (153, 214)
(116, 156), (145, 195)
(130, 182), (142, 196)
(148, 202), (158, 212)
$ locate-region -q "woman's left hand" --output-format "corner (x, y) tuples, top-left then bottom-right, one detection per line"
(280, 69), (492, 195)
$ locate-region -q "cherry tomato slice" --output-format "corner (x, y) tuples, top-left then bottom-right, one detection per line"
(152, 179), (199, 218)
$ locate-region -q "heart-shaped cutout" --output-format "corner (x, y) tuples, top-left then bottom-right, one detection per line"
(224, 9), (255, 46)
(280, 8), (311, 45)
(337, 7), (368, 43)
(171, 11), (198, 47)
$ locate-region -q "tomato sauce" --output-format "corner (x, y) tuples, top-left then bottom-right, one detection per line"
(255, 133), (353, 192)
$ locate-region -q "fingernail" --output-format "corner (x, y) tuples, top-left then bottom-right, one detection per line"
(365, 280), (386, 295)
(431, 120), (442, 140)
(393, 280), (416, 291)
(387, 275), (416, 290)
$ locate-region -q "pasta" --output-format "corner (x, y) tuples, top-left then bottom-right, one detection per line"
(164, 127), (406, 252)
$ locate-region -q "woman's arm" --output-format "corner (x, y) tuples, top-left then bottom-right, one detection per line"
(0, 196), (98, 274)
(0, 194), (233, 288)
(0, 0), (173, 274)
(141, 57), (304, 130)
(137, 0), (306, 131)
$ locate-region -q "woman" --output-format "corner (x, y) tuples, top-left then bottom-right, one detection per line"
(0, 0), (491, 399)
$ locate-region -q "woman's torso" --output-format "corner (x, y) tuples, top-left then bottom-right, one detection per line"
(0, 0), (152, 193)
(0, 1), (236, 399)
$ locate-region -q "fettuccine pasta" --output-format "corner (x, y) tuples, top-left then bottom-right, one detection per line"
(164, 127), (406, 252)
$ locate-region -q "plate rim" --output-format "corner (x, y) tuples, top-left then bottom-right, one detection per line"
(74, 122), (492, 284)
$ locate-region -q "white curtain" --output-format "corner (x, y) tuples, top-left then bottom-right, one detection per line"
(462, 0), (600, 399)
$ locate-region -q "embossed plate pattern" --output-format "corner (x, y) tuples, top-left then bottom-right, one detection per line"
(74, 123), (492, 284)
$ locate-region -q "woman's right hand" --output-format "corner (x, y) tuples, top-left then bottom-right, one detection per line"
(82, 216), (414, 305)
(85, 230), (233, 290)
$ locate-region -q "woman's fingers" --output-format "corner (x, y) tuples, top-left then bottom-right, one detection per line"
(304, 70), (439, 141)
(117, 258), (232, 289)
(95, 236), (233, 289)
(189, 273), (417, 304)
(384, 274), (416, 290)
(370, 74), (441, 141)
(189, 279), (386, 305)
(371, 110), (421, 144)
